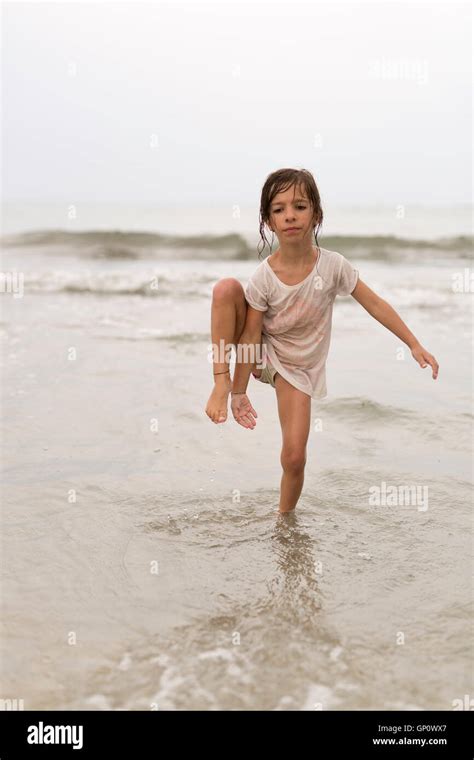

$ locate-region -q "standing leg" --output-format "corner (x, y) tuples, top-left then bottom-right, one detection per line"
(205, 278), (248, 423)
(274, 374), (312, 512)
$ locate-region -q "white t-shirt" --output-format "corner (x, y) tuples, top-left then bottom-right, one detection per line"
(244, 247), (359, 400)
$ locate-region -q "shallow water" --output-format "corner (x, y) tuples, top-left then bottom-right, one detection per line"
(1, 242), (472, 710)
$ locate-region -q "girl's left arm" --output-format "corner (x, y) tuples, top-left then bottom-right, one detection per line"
(350, 279), (439, 380)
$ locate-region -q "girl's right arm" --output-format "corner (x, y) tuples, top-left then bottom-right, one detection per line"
(231, 307), (264, 428)
(232, 306), (264, 394)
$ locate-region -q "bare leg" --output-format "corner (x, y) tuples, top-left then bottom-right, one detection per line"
(274, 374), (311, 512)
(205, 278), (248, 424)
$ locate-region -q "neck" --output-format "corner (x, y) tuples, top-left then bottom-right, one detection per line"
(274, 241), (317, 263)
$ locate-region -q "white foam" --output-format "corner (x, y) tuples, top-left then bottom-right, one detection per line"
(301, 683), (341, 710)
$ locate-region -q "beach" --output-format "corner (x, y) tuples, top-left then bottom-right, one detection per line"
(1, 208), (472, 709)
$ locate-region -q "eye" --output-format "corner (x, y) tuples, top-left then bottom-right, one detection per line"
(273, 205), (306, 213)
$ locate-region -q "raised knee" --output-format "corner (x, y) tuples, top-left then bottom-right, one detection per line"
(212, 277), (244, 302)
(281, 449), (306, 474)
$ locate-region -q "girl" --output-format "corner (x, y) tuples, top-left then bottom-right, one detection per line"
(205, 168), (439, 513)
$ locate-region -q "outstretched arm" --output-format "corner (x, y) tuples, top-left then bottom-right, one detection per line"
(350, 279), (439, 380)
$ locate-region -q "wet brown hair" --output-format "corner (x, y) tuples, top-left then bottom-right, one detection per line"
(257, 167), (324, 260)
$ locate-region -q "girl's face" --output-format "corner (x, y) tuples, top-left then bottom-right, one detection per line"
(267, 184), (318, 242)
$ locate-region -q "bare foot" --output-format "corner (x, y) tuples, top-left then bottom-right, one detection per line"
(205, 374), (232, 423)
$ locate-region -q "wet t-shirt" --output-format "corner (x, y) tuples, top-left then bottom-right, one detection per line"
(244, 247), (359, 399)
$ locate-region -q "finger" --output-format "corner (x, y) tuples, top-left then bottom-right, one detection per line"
(238, 413), (252, 429)
(242, 414), (256, 429)
(429, 356), (439, 378)
(422, 354), (431, 368)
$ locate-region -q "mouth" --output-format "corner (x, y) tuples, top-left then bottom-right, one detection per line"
(284, 227), (300, 232)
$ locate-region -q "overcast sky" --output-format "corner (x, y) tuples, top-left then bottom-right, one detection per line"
(3, 1), (472, 207)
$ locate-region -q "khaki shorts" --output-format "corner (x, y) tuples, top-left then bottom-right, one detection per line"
(252, 364), (279, 389)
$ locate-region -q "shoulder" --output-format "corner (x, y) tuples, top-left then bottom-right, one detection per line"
(316, 248), (354, 294)
(318, 248), (353, 279)
(319, 247), (344, 268)
(244, 258), (270, 310)
(253, 257), (269, 272)
(247, 258), (269, 283)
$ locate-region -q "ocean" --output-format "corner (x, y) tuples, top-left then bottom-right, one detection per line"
(1, 202), (472, 710)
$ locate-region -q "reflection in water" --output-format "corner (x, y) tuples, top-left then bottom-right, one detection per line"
(74, 503), (344, 710)
(266, 512), (324, 631)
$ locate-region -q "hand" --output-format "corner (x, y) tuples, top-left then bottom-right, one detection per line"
(411, 343), (439, 379)
(231, 393), (258, 429)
